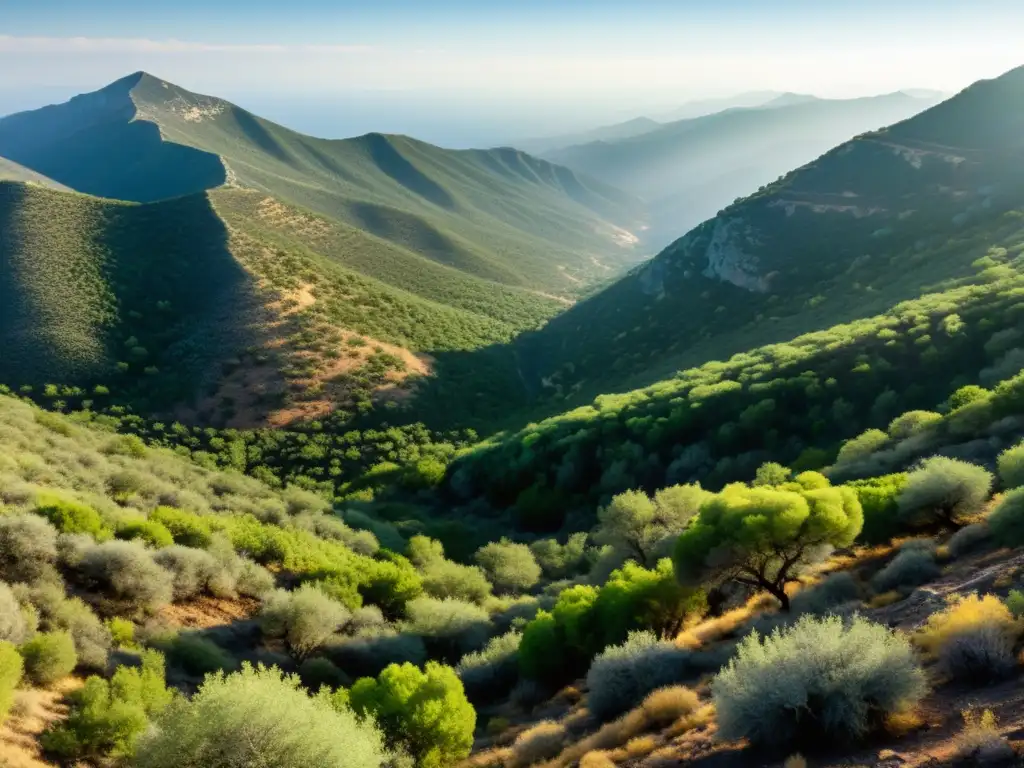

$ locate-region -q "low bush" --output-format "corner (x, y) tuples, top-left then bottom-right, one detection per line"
(20, 630), (78, 686)
(987, 487), (1024, 546)
(916, 594), (1020, 681)
(149, 507), (213, 548)
(456, 630), (521, 703)
(421, 559), (493, 604)
(153, 545), (228, 601)
(475, 539), (541, 595)
(530, 533), (588, 580)
(791, 573), (861, 616)
(946, 523), (992, 558)
(134, 664), (388, 768)
(508, 721), (567, 768)
(261, 585), (351, 660)
(1006, 590), (1024, 619)
(52, 597), (111, 670)
(898, 457), (993, 529)
(40, 649), (172, 760)
(586, 631), (696, 722)
(298, 657), (350, 691)
(76, 540), (174, 614)
(236, 557), (276, 597)
(0, 513), (58, 584)
(955, 709), (1014, 764)
(0, 582), (33, 644)
(997, 442), (1024, 489)
(846, 474), (906, 544)
(871, 547), (940, 593)
(163, 633), (236, 676)
(405, 596), (491, 663)
(350, 661), (475, 768)
(0, 641), (23, 723)
(713, 615), (927, 750)
(107, 617), (136, 648)
(327, 631), (427, 680)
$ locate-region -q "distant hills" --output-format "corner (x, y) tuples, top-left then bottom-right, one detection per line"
(544, 91), (942, 248)
(0, 72), (652, 425)
(513, 65), (1024, 407)
(0, 72), (646, 297)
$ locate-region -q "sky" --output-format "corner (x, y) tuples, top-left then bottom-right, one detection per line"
(2, 0), (1023, 146)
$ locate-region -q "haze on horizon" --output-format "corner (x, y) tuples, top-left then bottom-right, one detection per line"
(3, 0), (1023, 147)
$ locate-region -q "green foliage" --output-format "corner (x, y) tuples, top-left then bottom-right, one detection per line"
(474, 539), (541, 595)
(107, 617), (136, 649)
(986, 486), (1024, 546)
(349, 661), (476, 768)
(34, 493), (109, 539)
(596, 484), (709, 566)
(0, 513), (58, 584)
(897, 457), (993, 529)
(149, 507), (213, 548)
(674, 484), (863, 610)
(836, 429), (890, 465)
(997, 442), (1024, 489)
(134, 663), (388, 768)
(115, 517), (174, 548)
(713, 615), (927, 749)
(261, 585), (352, 660)
(19, 630), (77, 686)
(163, 633), (236, 676)
(75, 540), (174, 615)
(41, 649), (172, 760)
(0, 582), (32, 645)
(790, 572), (861, 616)
(888, 410), (942, 440)
(949, 385), (990, 411)
(871, 547), (940, 593)
(404, 596), (491, 663)
(456, 630), (522, 704)
(846, 473), (908, 544)
(753, 462), (792, 487)
(585, 631), (696, 722)
(0, 641), (23, 723)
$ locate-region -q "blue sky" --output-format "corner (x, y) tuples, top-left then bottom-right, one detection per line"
(2, 0), (1023, 145)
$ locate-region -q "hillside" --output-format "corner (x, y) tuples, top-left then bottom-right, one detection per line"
(512, 66), (1024, 408)
(0, 72), (647, 297)
(0, 156), (66, 188)
(545, 91), (939, 247)
(512, 116), (663, 156)
(0, 181), (567, 425)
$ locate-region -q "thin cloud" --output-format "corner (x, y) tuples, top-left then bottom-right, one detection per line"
(0, 35), (370, 54)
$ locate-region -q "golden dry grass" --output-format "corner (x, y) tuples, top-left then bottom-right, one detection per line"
(640, 686), (700, 727)
(915, 593), (1021, 656)
(868, 590), (905, 608)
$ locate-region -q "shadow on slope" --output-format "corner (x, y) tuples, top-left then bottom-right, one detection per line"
(362, 133), (457, 211)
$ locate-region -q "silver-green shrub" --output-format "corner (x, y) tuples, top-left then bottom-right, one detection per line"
(713, 615), (927, 749)
(260, 585), (350, 660)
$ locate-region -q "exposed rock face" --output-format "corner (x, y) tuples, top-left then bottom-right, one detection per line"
(699, 217), (768, 292)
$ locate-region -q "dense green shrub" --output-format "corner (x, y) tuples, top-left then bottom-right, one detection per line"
(585, 631), (696, 722)
(350, 660), (475, 768)
(887, 410), (942, 440)
(298, 656), (350, 692)
(261, 585), (351, 659)
(997, 442), (1024, 489)
(134, 664), (388, 768)
(409, 537), (492, 604)
(52, 597), (111, 670)
(76, 540), (174, 614)
(846, 474), (907, 544)
(529, 533), (588, 579)
(0, 641), (23, 723)
(35, 493), (109, 539)
(149, 506), (213, 548)
(456, 630), (521, 703)
(897, 457), (993, 529)
(163, 633), (236, 676)
(40, 649), (172, 760)
(946, 523), (992, 558)
(871, 546), (941, 593)
(474, 539), (541, 595)
(236, 557), (276, 597)
(835, 429), (890, 465)
(20, 630), (77, 686)
(713, 615), (927, 749)
(0, 513), (58, 584)
(988, 486), (1024, 546)
(518, 585), (598, 682)
(674, 485), (862, 610)
(327, 630), (428, 681)
(115, 518), (174, 548)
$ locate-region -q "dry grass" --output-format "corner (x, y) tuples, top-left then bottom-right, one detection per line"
(508, 721), (568, 768)
(664, 703), (715, 739)
(783, 755), (808, 768)
(639, 686), (700, 727)
(617, 734), (659, 760)
(915, 594), (1021, 656)
(0, 679), (81, 768)
(955, 709), (1014, 763)
(579, 751), (616, 768)
(884, 708), (928, 737)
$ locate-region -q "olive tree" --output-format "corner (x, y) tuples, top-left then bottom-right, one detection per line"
(673, 485), (863, 611)
(474, 539), (541, 594)
(897, 456), (993, 530)
(597, 484), (710, 566)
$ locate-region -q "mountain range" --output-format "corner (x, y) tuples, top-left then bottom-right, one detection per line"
(543, 91), (942, 247)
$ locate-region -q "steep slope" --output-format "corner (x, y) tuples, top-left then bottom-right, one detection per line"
(0, 155), (67, 188)
(0, 73), (647, 297)
(546, 92), (939, 247)
(513, 65), (1024, 408)
(0, 181), (565, 425)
